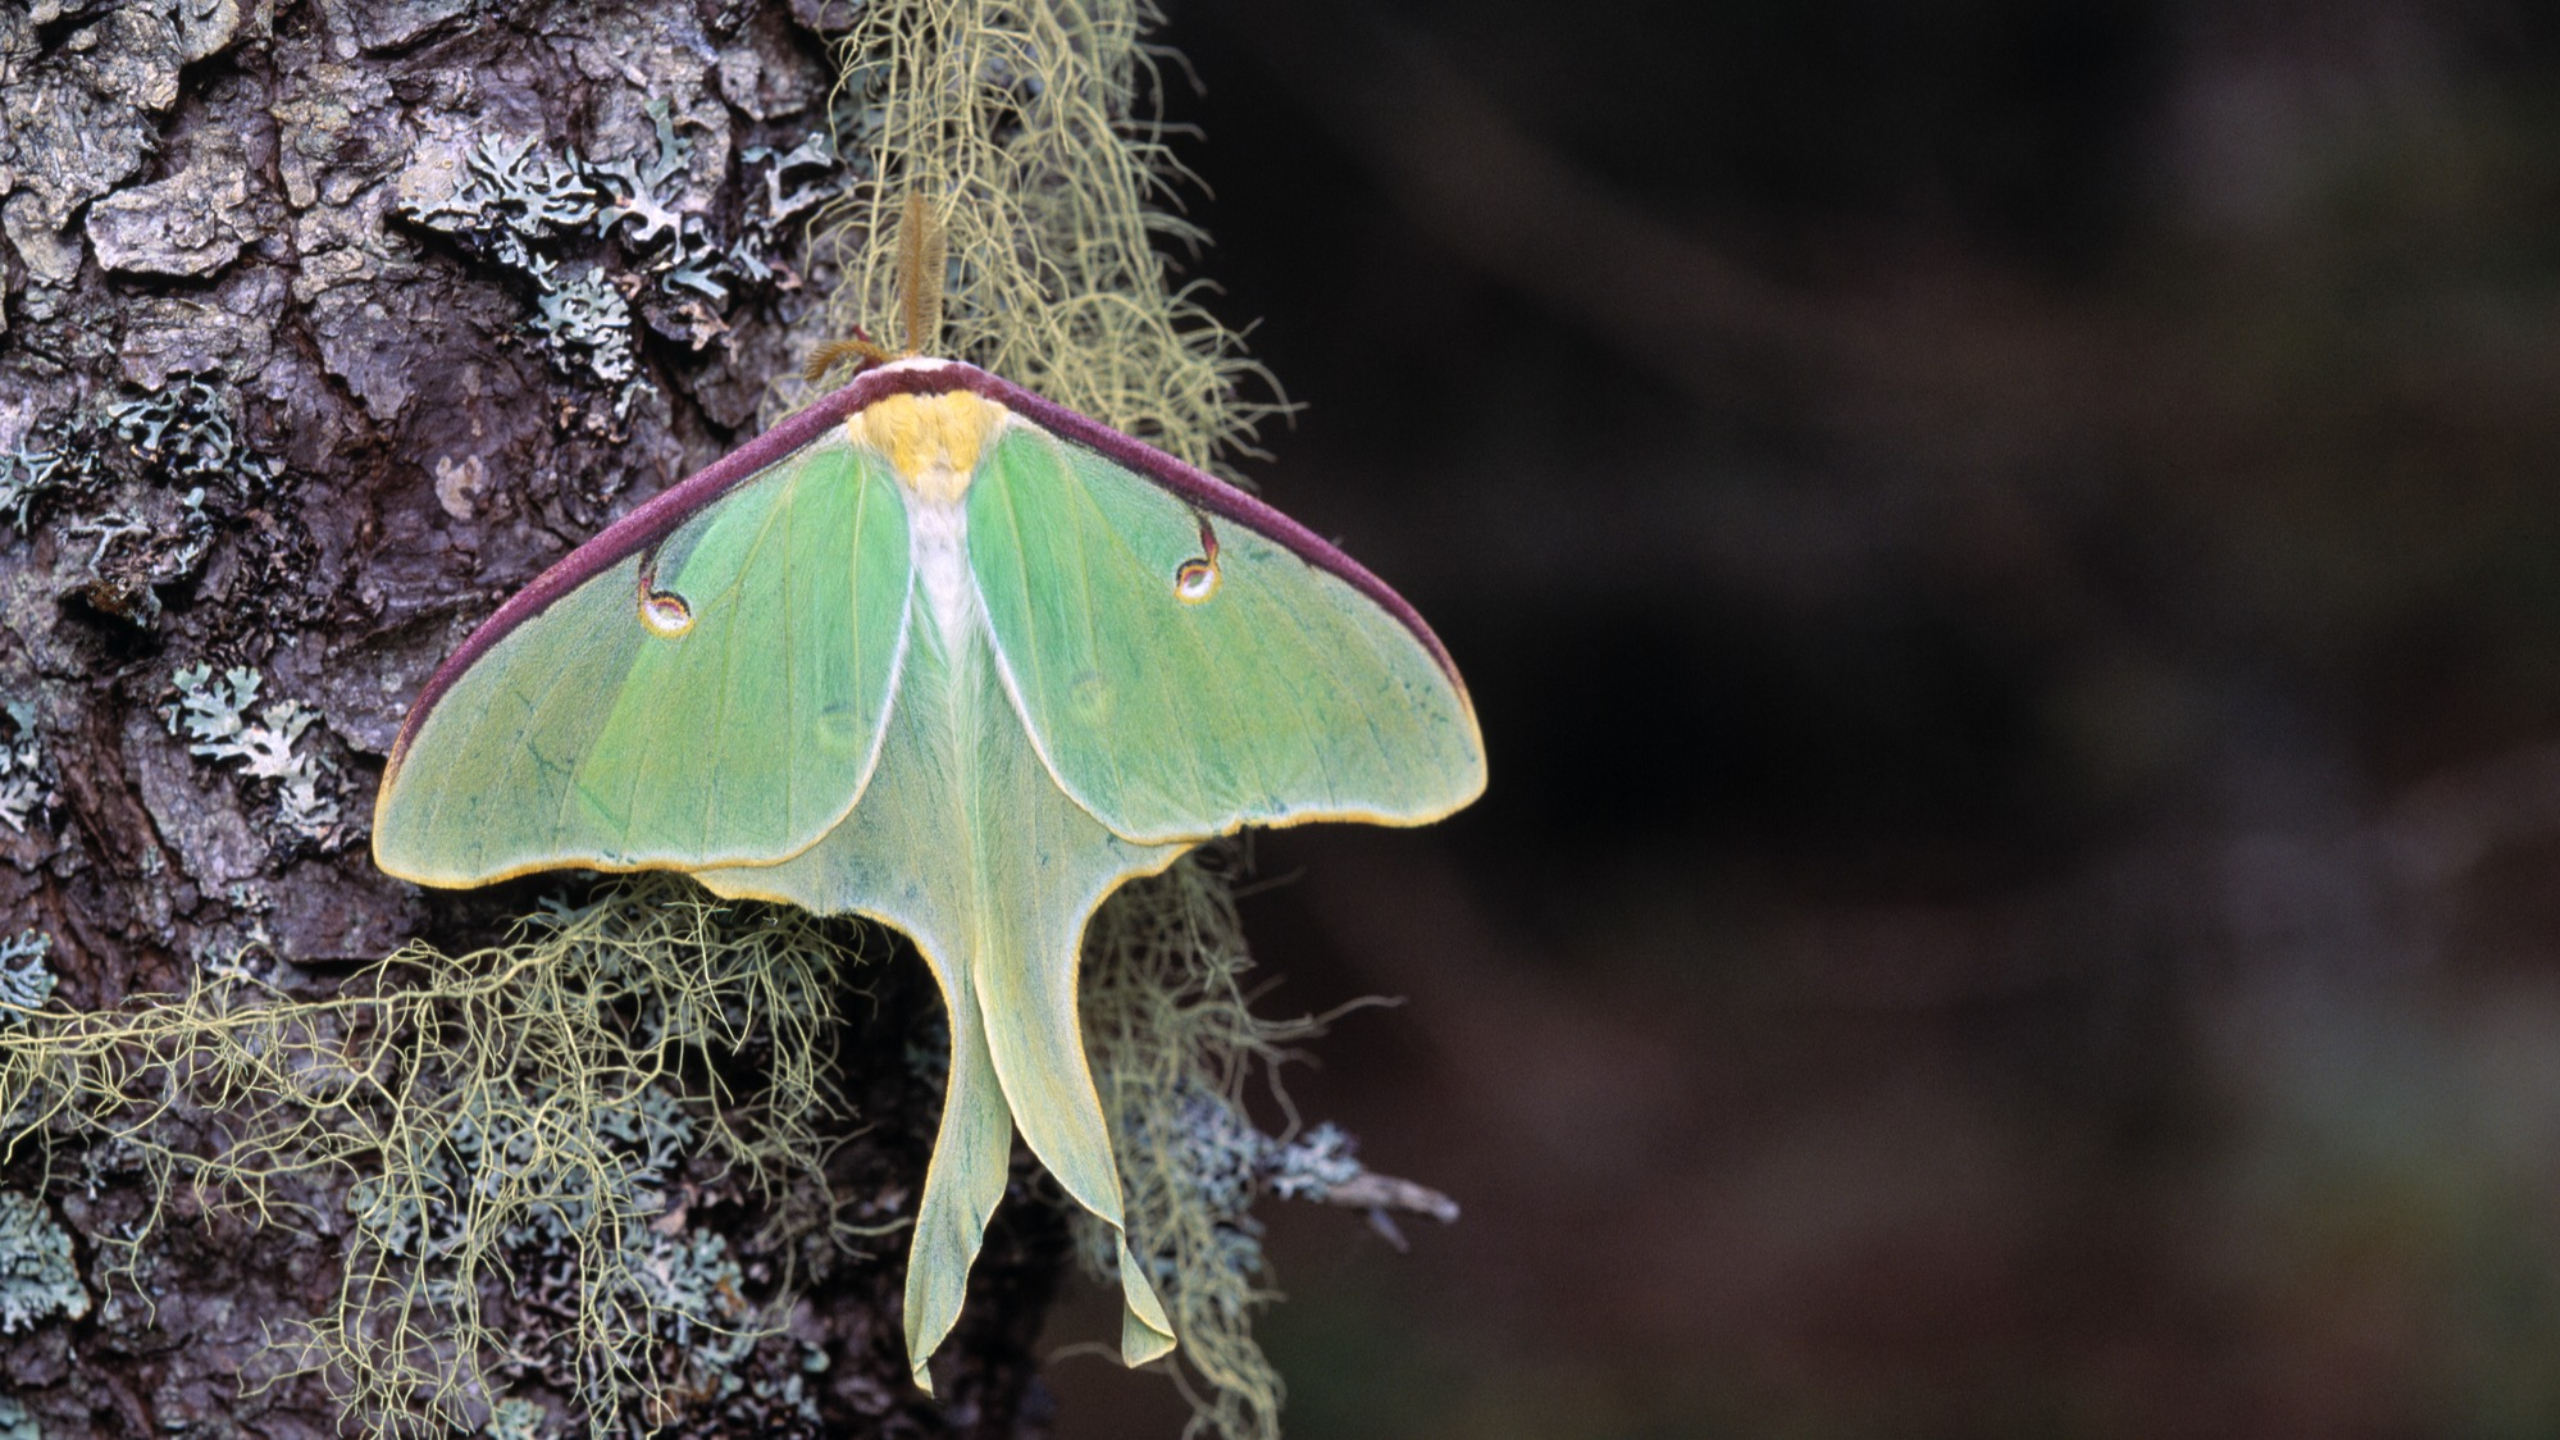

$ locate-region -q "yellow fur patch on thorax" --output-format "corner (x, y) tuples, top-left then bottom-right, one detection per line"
(847, 391), (1008, 504)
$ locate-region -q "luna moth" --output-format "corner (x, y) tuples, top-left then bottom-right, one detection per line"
(371, 348), (1485, 1388)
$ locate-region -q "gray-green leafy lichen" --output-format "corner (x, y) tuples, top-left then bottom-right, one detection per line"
(0, 702), (56, 835)
(484, 1396), (550, 1440)
(522, 257), (647, 408)
(104, 373), (286, 505)
(0, 435), (98, 537)
(589, 102), (692, 256)
(0, 373), (287, 626)
(1124, 1083), (1427, 1300)
(162, 664), (347, 850)
(0, 1189), (88, 1335)
(188, 885), (276, 982)
(402, 134), (599, 272)
(741, 134), (842, 270)
(397, 101), (844, 421)
(599, 103), (843, 327)
(1266, 1122), (1367, 1200)
(0, 929), (53, 1021)
(395, 132), (638, 415)
(1119, 1084), (1291, 1295)
(0, 398), (118, 540)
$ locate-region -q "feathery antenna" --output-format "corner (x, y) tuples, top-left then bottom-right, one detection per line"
(802, 328), (893, 385)
(897, 191), (945, 357)
(803, 192), (945, 386)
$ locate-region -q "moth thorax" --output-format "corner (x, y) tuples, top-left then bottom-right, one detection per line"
(848, 391), (1007, 506)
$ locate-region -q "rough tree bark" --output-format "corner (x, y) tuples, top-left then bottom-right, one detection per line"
(0, 1), (1063, 1433)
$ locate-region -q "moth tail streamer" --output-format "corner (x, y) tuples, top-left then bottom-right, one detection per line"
(901, 956), (1014, 1394)
(897, 923), (1175, 1388)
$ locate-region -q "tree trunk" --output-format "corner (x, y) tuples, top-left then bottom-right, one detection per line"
(0, 1), (1061, 1432)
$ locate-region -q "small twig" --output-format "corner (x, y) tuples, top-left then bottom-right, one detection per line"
(1305, 1169), (1459, 1251)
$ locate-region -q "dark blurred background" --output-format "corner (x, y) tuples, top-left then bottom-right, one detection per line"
(1053, 3), (2560, 1435)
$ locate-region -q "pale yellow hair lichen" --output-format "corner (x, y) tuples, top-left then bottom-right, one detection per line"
(1, 878), (860, 1437)
(811, 0), (1286, 476)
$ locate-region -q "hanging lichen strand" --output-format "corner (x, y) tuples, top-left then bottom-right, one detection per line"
(815, 0), (1282, 475)
(814, 5), (1303, 1436)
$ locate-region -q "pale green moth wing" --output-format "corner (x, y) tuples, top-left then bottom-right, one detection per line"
(373, 425), (911, 882)
(968, 420), (1486, 844)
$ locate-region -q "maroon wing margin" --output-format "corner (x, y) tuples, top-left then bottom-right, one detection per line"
(387, 361), (1465, 775)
